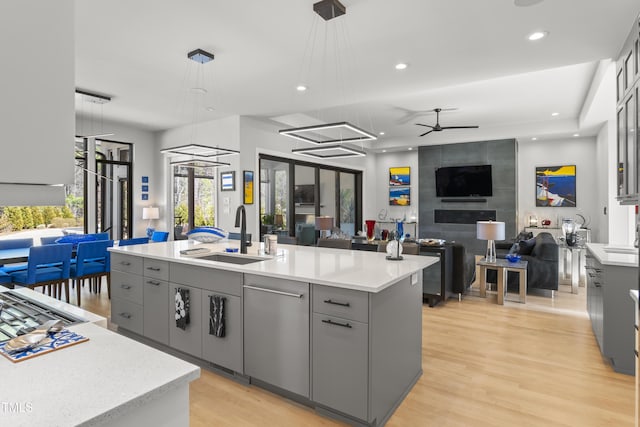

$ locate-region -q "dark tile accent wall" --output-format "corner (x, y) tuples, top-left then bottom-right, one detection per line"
(418, 139), (517, 255)
(434, 209), (497, 224)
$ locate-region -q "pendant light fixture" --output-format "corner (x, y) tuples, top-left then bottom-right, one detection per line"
(76, 89), (115, 139)
(161, 49), (238, 168)
(280, 0), (376, 158)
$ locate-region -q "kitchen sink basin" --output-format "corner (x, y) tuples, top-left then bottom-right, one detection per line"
(196, 254), (266, 265)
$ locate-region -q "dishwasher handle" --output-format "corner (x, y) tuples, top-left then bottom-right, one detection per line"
(243, 285), (304, 299)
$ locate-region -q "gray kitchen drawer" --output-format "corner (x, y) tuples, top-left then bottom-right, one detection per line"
(312, 313), (369, 420)
(111, 270), (143, 305)
(170, 263), (242, 296)
(313, 284), (369, 323)
(111, 297), (143, 335)
(111, 253), (143, 275)
(143, 259), (169, 281)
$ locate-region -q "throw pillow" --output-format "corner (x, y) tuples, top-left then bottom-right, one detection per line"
(518, 237), (536, 255)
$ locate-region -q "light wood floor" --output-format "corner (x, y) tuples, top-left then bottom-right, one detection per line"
(78, 281), (634, 427)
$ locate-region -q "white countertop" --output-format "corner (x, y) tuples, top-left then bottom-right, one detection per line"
(0, 289), (200, 427)
(586, 243), (639, 267)
(110, 240), (437, 293)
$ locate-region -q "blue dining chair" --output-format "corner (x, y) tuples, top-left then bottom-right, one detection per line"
(70, 240), (114, 306)
(89, 232), (110, 241)
(0, 237), (34, 274)
(0, 271), (11, 286)
(118, 237), (150, 246)
(150, 231), (169, 242)
(10, 243), (73, 302)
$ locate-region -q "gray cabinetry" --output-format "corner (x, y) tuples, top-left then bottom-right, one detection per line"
(586, 248), (636, 375)
(312, 284), (369, 420)
(201, 291), (242, 373)
(143, 278), (169, 345)
(243, 274), (310, 397)
(111, 297), (143, 335)
(169, 283), (202, 358)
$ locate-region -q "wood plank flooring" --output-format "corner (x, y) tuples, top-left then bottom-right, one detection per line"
(78, 280), (634, 426)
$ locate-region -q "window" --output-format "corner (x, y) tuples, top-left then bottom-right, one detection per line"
(173, 165), (216, 239)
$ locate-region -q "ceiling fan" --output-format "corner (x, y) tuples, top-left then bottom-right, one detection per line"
(415, 108), (479, 137)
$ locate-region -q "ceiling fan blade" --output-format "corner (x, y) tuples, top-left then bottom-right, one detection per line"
(415, 123), (434, 128)
(419, 130), (434, 137)
(440, 125), (479, 129)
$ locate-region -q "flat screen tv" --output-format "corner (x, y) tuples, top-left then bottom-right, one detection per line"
(435, 165), (493, 197)
(294, 184), (315, 204)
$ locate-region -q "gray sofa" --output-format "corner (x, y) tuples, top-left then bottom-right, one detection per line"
(493, 231), (559, 291)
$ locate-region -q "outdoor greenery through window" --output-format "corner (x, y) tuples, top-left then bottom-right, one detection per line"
(173, 165), (216, 238)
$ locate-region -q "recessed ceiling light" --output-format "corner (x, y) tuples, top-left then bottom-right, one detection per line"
(206, 107), (215, 112)
(531, 137), (538, 141)
(296, 85), (307, 92)
(551, 112), (559, 116)
(382, 149), (387, 153)
(395, 63), (408, 70)
(190, 87), (207, 94)
(408, 147), (413, 151)
(379, 131), (385, 136)
(528, 31), (548, 41)
(573, 133), (580, 137)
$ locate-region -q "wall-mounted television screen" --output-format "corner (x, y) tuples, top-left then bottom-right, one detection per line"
(435, 165), (493, 197)
(294, 184), (315, 204)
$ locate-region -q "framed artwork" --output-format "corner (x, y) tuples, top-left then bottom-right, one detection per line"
(141, 193), (149, 201)
(535, 165), (576, 207)
(389, 187), (410, 206)
(389, 166), (411, 186)
(220, 171), (235, 191)
(243, 170), (254, 204)
(141, 185), (149, 192)
(142, 176), (149, 183)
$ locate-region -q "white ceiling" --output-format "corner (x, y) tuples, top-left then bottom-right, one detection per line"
(75, 0), (639, 151)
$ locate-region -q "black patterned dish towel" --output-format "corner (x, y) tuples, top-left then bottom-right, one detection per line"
(175, 288), (190, 330)
(209, 295), (226, 337)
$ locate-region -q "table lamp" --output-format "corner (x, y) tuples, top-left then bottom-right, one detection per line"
(315, 216), (334, 239)
(477, 220), (505, 263)
(142, 206), (160, 239)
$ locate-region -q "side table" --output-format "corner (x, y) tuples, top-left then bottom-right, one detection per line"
(477, 258), (528, 304)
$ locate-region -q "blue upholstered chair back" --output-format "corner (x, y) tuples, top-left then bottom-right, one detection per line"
(0, 238), (33, 250)
(150, 231), (169, 242)
(24, 243), (73, 284)
(118, 237), (150, 246)
(90, 232), (110, 241)
(40, 236), (62, 245)
(74, 240), (113, 277)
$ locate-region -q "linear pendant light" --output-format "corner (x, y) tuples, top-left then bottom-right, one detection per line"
(292, 144), (365, 158)
(279, 121), (376, 144)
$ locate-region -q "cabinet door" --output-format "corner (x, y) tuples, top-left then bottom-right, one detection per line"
(111, 298), (143, 335)
(618, 106), (627, 196)
(143, 278), (169, 345)
(626, 92), (637, 195)
(244, 275), (309, 397)
(201, 291), (242, 373)
(312, 313), (368, 420)
(422, 253), (442, 295)
(168, 283), (202, 358)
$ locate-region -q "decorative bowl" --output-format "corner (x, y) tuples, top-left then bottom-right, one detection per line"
(505, 253), (521, 263)
(186, 227), (228, 243)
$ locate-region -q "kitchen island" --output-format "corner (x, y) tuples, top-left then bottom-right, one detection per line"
(109, 239), (437, 426)
(0, 287), (200, 427)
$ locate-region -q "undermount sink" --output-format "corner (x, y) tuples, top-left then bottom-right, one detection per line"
(603, 246), (638, 254)
(196, 253), (266, 265)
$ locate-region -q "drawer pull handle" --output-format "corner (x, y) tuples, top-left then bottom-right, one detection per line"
(147, 280), (161, 286)
(120, 261), (131, 266)
(594, 282), (601, 287)
(119, 312), (132, 319)
(243, 285), (303, 298)
(322, 319), (352, 328)
(120, 284), (131, 290)
(146, 267), (161, 272)
(324, 299), (350, 307)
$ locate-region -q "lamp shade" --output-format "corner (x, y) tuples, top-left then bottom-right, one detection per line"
(142, 207), (160, 220)
(315, 216), (334, 231)
(476, 221), (505, 241)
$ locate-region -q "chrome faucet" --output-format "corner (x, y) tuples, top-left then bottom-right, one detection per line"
(235, 205), (247, 254)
